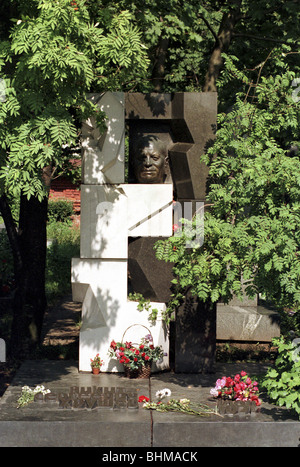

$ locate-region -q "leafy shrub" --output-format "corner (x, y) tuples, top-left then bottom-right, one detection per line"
(47, 199), (74, 223)
(46, 223), (80, 303)
(262, 336), (300, 418)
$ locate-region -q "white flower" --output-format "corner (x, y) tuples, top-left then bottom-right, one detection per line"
(156, 388), (172, 400)
(210, 388), (219, 397)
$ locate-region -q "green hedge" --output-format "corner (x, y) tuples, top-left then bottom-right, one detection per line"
(48, 199), (74, 223)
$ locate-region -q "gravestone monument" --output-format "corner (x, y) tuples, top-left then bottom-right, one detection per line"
(72, 91), (279, 375)
(125, 92), (218, 373)
(72, 91), (221, 373)
(72, 92), (172, 373)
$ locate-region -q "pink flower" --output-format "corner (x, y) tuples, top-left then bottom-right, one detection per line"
(215, 377), (226, 390)
(240, 371), (247, 377)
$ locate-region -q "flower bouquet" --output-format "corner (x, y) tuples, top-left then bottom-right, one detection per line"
(90, 354), (104, 374)
(210, 370), (261, 414)
(141, 388), (220, 417)
(108, 333), (164, 378)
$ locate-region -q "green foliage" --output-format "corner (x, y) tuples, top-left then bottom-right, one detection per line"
(0, 0), (149, 202)
(47, 199), (74, 223)
(96, 0), (300, 95)
(155, 50), (300, 322)
(46, 222), (80, 303)
(262, 337), (300, 418)
(128, 292), (159, 323)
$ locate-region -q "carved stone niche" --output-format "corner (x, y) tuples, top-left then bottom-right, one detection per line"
(128, 237), (174, 303)
(125, 92), (217, 200)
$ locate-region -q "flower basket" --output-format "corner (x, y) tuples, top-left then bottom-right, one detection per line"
(124, 360), (152, 379)
(108, 325), (164, 379)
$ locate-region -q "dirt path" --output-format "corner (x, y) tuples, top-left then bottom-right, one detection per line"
(41, 294), (81, 346)
(0, 295), (82, 397)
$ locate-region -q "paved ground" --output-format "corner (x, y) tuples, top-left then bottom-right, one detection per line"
(1, 295), (300, 447)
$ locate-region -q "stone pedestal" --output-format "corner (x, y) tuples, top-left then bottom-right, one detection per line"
(216, 304), (280, 342)
(174, 293), (216, 373)
(128, 237), (174, 303)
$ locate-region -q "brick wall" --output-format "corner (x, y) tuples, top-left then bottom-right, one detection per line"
(49, 177), (81, 213)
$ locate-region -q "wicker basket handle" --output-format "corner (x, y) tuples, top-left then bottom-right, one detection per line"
(121, 324), (153, 344)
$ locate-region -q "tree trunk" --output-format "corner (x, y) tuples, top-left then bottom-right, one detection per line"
(152, 37), (169, 92)
(203, 6), (241, 92)
(7, 193), (48, 357)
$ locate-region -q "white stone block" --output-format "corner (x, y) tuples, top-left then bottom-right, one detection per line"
(80, 184), (173, 258)
(80, 185), (128, 259)
(123, 184), (173, 237)
(79, 299), (169, 373)
(71, 258), (128, 318)
(81, 92), (125, 184)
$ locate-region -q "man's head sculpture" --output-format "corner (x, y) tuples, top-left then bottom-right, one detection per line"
(131, 135), (168, 184)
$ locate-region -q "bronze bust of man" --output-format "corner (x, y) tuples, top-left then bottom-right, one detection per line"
(131, 135), (167, 184)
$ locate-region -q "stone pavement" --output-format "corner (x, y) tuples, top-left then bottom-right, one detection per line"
(0, 359), (299, 447)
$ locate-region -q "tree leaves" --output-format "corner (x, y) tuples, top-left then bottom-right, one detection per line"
(155, 51), (299, 321)
(0, 0), (150, 199)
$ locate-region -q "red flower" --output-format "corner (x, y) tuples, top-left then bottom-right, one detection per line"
(139, 344), (145, 350)
(144, 355), (150, 360)
(135, 350), (140, 355)
(225, 377), (233, 387)
(138, 395), (149, 403)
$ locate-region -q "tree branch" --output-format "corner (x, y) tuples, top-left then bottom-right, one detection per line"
(198, 14), (218, 42)
(232, 32), (299, 45)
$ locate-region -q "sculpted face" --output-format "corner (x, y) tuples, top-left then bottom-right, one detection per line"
(132, 136), (166, 184)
